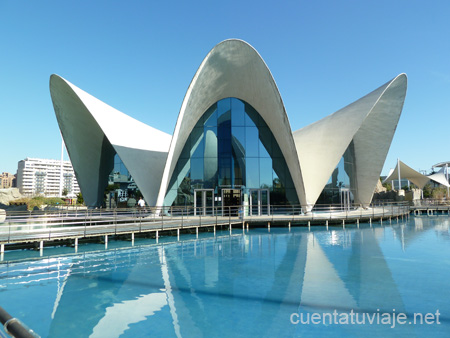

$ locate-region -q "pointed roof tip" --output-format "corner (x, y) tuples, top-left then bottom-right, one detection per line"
(392, 73), (408, 84)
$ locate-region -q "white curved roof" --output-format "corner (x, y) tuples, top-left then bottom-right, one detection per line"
(50, 40), (408, 211)
(156, 39), (306, 207)
(50, 75), (171, 206)
(384, 159), (450, 189)
(293, 74), (407, 208)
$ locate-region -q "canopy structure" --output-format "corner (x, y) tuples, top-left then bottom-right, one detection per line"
(384, 159), (450, 189)
(428, 167), (450, 187)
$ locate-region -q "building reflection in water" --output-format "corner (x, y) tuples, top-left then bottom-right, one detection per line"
(0, 217), (448, 337)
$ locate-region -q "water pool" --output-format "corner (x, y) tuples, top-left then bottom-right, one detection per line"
(0, 216), (449, 337)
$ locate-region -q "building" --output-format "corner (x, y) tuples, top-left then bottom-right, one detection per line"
(17, 158), (80, 197)
(50, 39), (407, 213)
(0, 172), (16, 189)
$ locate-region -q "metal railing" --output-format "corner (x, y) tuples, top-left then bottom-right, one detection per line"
(0, 202), (411, 245)
(0, 306), (38, 338)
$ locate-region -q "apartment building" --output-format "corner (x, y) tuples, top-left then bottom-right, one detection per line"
(17, 158), (80, 197)
(0, 172), (16, 189)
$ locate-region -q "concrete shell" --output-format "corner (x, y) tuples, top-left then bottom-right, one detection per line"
(50, 75), (172, 207)
(50, 40), (407, 212)
(156, 39), (307, 207)
(293, 74), (407, 209)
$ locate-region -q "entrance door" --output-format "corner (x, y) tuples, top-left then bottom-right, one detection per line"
(221, 189), (241, 216)
(194, 189), (214, 216)
(249, 189), (270, 216)
(340, 188), (351, 211)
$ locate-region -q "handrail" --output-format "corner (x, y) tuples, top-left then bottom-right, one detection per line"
(0, 306), (38, 338)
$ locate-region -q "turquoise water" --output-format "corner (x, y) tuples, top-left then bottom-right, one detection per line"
(0, 216), (449, 337)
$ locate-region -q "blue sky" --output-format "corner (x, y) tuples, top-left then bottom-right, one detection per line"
(1, 0), (449, 175)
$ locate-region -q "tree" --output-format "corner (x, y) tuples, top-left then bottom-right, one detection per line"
(77, 192), (84, 205)
(62, 188), (68, 196)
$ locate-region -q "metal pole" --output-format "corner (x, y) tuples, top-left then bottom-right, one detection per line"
(447, 163), (449, 198)
(0, 306), (36, 338)
(397, 158), (402, 191)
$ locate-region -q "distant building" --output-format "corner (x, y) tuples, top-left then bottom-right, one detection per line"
(0, 172), (16, 189)
(17, 158), (80, 197)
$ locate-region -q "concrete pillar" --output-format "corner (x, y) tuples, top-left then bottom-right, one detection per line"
(177, 229), (180, 241)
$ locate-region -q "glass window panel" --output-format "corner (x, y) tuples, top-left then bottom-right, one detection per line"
(190, 158), (204, 188)
(244, 103), (258, 127)
(233, 156), (245, 187)
(190, 127), (204, 158)
(204, 157), (217, 189)
(272, 169), (283, 190)
(245, 126), (259, 157)
(245, 158), (259, 188)
(218, 156), (231, 187)
(204, 104), (218, 127)
(259, 158), (272, 189)
(217, 98), (231, 120)
(231, 126), (245, 158)
(258, 127), (272, 157)
(204, 127), (217, 158)
(231, 98), (245, 126)
(179, 137), (190, 159)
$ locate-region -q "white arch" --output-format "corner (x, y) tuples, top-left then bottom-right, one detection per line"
(156, 39), (306, 207)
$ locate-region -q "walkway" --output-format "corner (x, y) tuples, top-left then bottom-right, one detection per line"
(0, 203), (410, 252)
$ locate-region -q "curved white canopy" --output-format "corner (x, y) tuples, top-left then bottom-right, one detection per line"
(50, 75), (171, 206)
(293, 74), (407, 208)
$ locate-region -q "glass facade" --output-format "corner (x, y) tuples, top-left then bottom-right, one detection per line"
(107, 154), (138, 206)
(164, 97), (299, 208)
(316, 141), (357, 206)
